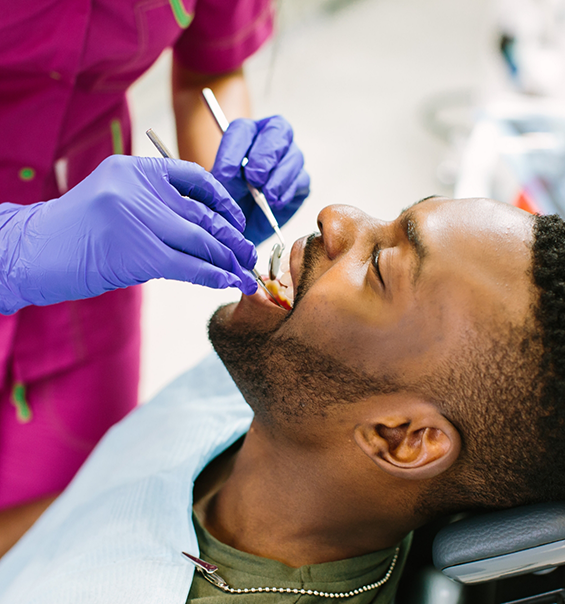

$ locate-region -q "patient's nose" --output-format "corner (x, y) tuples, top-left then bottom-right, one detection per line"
(317, 205), (374, 260)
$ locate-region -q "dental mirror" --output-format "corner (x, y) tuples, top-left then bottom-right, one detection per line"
(269, 243), (282, 281)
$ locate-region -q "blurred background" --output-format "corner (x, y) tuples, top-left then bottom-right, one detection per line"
(130, 0), (565, 402)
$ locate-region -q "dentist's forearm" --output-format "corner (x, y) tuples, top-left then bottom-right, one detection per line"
(0, 493), (58, 558)
(172, 59), (251, 171)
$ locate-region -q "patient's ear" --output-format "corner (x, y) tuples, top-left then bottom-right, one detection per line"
(353, 398), (461, 480)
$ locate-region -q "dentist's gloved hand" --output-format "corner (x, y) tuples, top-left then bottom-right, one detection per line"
(211, 116), (311, 246)
(0, 155), (258, 315)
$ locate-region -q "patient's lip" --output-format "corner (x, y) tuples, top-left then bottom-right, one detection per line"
(259, 284), (284, 308)
(289, 236), (307, 293)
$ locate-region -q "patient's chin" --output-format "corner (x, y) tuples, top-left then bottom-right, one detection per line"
(207, 301), (239, 329)
(207, 304), (276, 416)
(208, 304), (369, 429)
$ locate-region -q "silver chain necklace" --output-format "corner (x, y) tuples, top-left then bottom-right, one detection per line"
(182, 548), (400, 599)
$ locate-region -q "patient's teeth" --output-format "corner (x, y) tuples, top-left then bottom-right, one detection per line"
(277, 251), (294, 303)
(281, 281), (294, 305)
(280, 271), (292, 288)
(280, 253), (290, 274)
(263, 252), (294, 308)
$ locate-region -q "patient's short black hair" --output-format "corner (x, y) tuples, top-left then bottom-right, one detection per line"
(419, 212), (565, 515)
(526, 214), (565, 500)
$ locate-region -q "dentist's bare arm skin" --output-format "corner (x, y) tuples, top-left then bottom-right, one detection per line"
(172, 58), (251, 171)
(0, 493), (58, 558)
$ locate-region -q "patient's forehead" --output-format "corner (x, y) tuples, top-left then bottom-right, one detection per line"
(402, 196), (533, 231)
(401, 198), (534, 280)
(416, 195), (533, 285)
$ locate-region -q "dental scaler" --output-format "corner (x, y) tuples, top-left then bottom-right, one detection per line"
(200, 87), (285, 281)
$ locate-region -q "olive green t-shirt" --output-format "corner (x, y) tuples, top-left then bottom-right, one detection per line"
(186, 513), (412, 603)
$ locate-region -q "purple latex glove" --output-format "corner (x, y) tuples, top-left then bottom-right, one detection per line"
(211, 116), (311, 246)
(0, 155), (258, 315)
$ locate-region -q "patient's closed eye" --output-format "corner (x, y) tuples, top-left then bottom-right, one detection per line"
(372, 249), (384, 285)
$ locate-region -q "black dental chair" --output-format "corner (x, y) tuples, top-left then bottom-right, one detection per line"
(396, 503), (565, 604)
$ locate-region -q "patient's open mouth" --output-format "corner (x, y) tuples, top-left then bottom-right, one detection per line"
(264, 253), (294, 310)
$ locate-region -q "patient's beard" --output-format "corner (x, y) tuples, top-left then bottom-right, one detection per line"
(209, 313), (400, 429)
(209, 254), (400, 431)
(209, 234), (400, 426)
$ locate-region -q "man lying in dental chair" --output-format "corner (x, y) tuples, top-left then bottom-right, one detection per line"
(1, 180), (565, 602)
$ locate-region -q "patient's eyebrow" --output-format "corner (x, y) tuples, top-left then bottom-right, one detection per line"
(400, 195), (440, 214)
(399, 210), (428, 285)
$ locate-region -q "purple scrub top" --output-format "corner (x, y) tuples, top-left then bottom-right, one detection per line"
(0, 0), (273, 508)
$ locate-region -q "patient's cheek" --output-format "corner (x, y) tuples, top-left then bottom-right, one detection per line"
(281, 295), (449, 377)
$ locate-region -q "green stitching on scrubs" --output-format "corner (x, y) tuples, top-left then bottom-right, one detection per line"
(11, 382), (32, 423)
(19, 167), (35, 181)
(110, 119), (124, 155)
(168, 0), (193, 29)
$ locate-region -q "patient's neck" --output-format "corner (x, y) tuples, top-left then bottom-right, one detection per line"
(193, 421), (416, 568)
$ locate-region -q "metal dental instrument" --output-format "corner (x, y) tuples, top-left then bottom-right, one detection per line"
(201, 87), (285, 281)
(146, 129), (174, 160)
(145, 128), (285, 309)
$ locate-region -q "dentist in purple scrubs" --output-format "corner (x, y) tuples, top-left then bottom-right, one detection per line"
(0, 0), (310, 553)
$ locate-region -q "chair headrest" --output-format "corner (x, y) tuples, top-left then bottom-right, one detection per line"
(433, 502), (565, 584)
